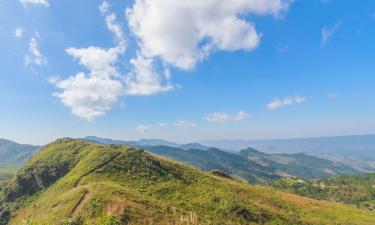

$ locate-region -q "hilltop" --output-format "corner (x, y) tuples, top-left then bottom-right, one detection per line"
(1, 139), (375, 224)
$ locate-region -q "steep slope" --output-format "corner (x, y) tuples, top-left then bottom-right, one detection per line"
(1, 139), (375, 225)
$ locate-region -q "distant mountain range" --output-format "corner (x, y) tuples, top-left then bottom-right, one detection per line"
(83, 136), (361, 183)
(0, 139), (40, 166)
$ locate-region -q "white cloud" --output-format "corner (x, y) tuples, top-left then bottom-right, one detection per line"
(54, 73), (123, 121)
(25, 33), (47, 68)
(175, 120), (197, 128)
(66, 47), (123, 78)
(54, 47), (124, 121)
(205, 111), (249, 124)
(136, 124), (151, 133)
(126, 0), (291, 71)
(321, 22), (341, 47)
(20, 0), (49, 7)
(99, 1), (110, 14)
(266, 95), (306, 110)
(53, 4), (127, 121)
(125, 53), (176, 96)
(14, 28), (24, 38)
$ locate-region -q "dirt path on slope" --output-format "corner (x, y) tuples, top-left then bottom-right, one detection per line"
(74, 152), (122, 187)
(70, 187), (91, 217)
(69, 152), (122, 217)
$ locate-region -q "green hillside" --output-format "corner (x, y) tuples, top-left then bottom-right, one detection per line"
(1, 139), (375, 225)
(145, 146), (359, 183)
(271, 173), (375, 210)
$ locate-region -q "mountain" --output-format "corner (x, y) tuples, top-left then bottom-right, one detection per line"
(0, 139), (40, 166)
(179, 142), (210, 150)
(145, 146), (360, 183)
(0, 139), (40, 182)
(271, 173), (375, 210)
(201, 135), (375, 171)
(146, 145), (280, 183)
(200, 135), (375, 153)
(83, 136), (181, 147)
(1, 139), (375, 225)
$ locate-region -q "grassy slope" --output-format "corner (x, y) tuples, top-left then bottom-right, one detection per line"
(2, 139), (375, 225)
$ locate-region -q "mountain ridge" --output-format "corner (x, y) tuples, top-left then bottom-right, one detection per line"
(1, 139), (375, 225)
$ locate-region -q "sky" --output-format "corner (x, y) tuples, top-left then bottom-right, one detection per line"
(0, 0), (375, 145)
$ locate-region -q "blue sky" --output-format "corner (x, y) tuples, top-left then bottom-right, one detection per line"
(0, 0), (374, 145)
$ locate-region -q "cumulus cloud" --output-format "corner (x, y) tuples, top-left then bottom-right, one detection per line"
(136, 124), (151, 133)
(14, 28), (24, 38)
(25, 33), (47, 68)
(266, 95), (306, 110)
(54, 73), (123, 121)
(53, 3), (126, 121)
(125, 54), (176, 96)
(126, 0), (291, 71)
(20, 0), (49, 7)
(321, 22), (341, 47)
(175, 120), (197, 128)
(205, 111), (249, 124)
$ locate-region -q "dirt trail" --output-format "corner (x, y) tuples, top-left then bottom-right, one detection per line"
(69, 152), (122, 217)
(74, 152), (122, 187)
(70, 188), (91, 217)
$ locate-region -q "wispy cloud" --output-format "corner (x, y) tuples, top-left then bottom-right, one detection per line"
(20, 0), (49, 7)
(175, 120), (197, 128)
(266, 95), (306, 110)
(14, 27), (24, 38)
(321, 22), (341, 47)
(205, 111), (249, 124)
(136, 124), (151, 133)
(24, 32), (47, 69)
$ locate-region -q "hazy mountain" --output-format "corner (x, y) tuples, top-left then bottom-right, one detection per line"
(200, 135), (375, 153)
(1, 139), (374, 225)
(146, 145), (360, 182)
(83, 136), (181, 147)
(201, 135), (375, 171)
(0, 139), (39, 166)
(179, 142), (210, 150)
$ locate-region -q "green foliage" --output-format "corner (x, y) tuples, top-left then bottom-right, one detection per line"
(94, 214), (121, 225)
(271, 174), (375, 210)
(21, 218), (39, 225)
